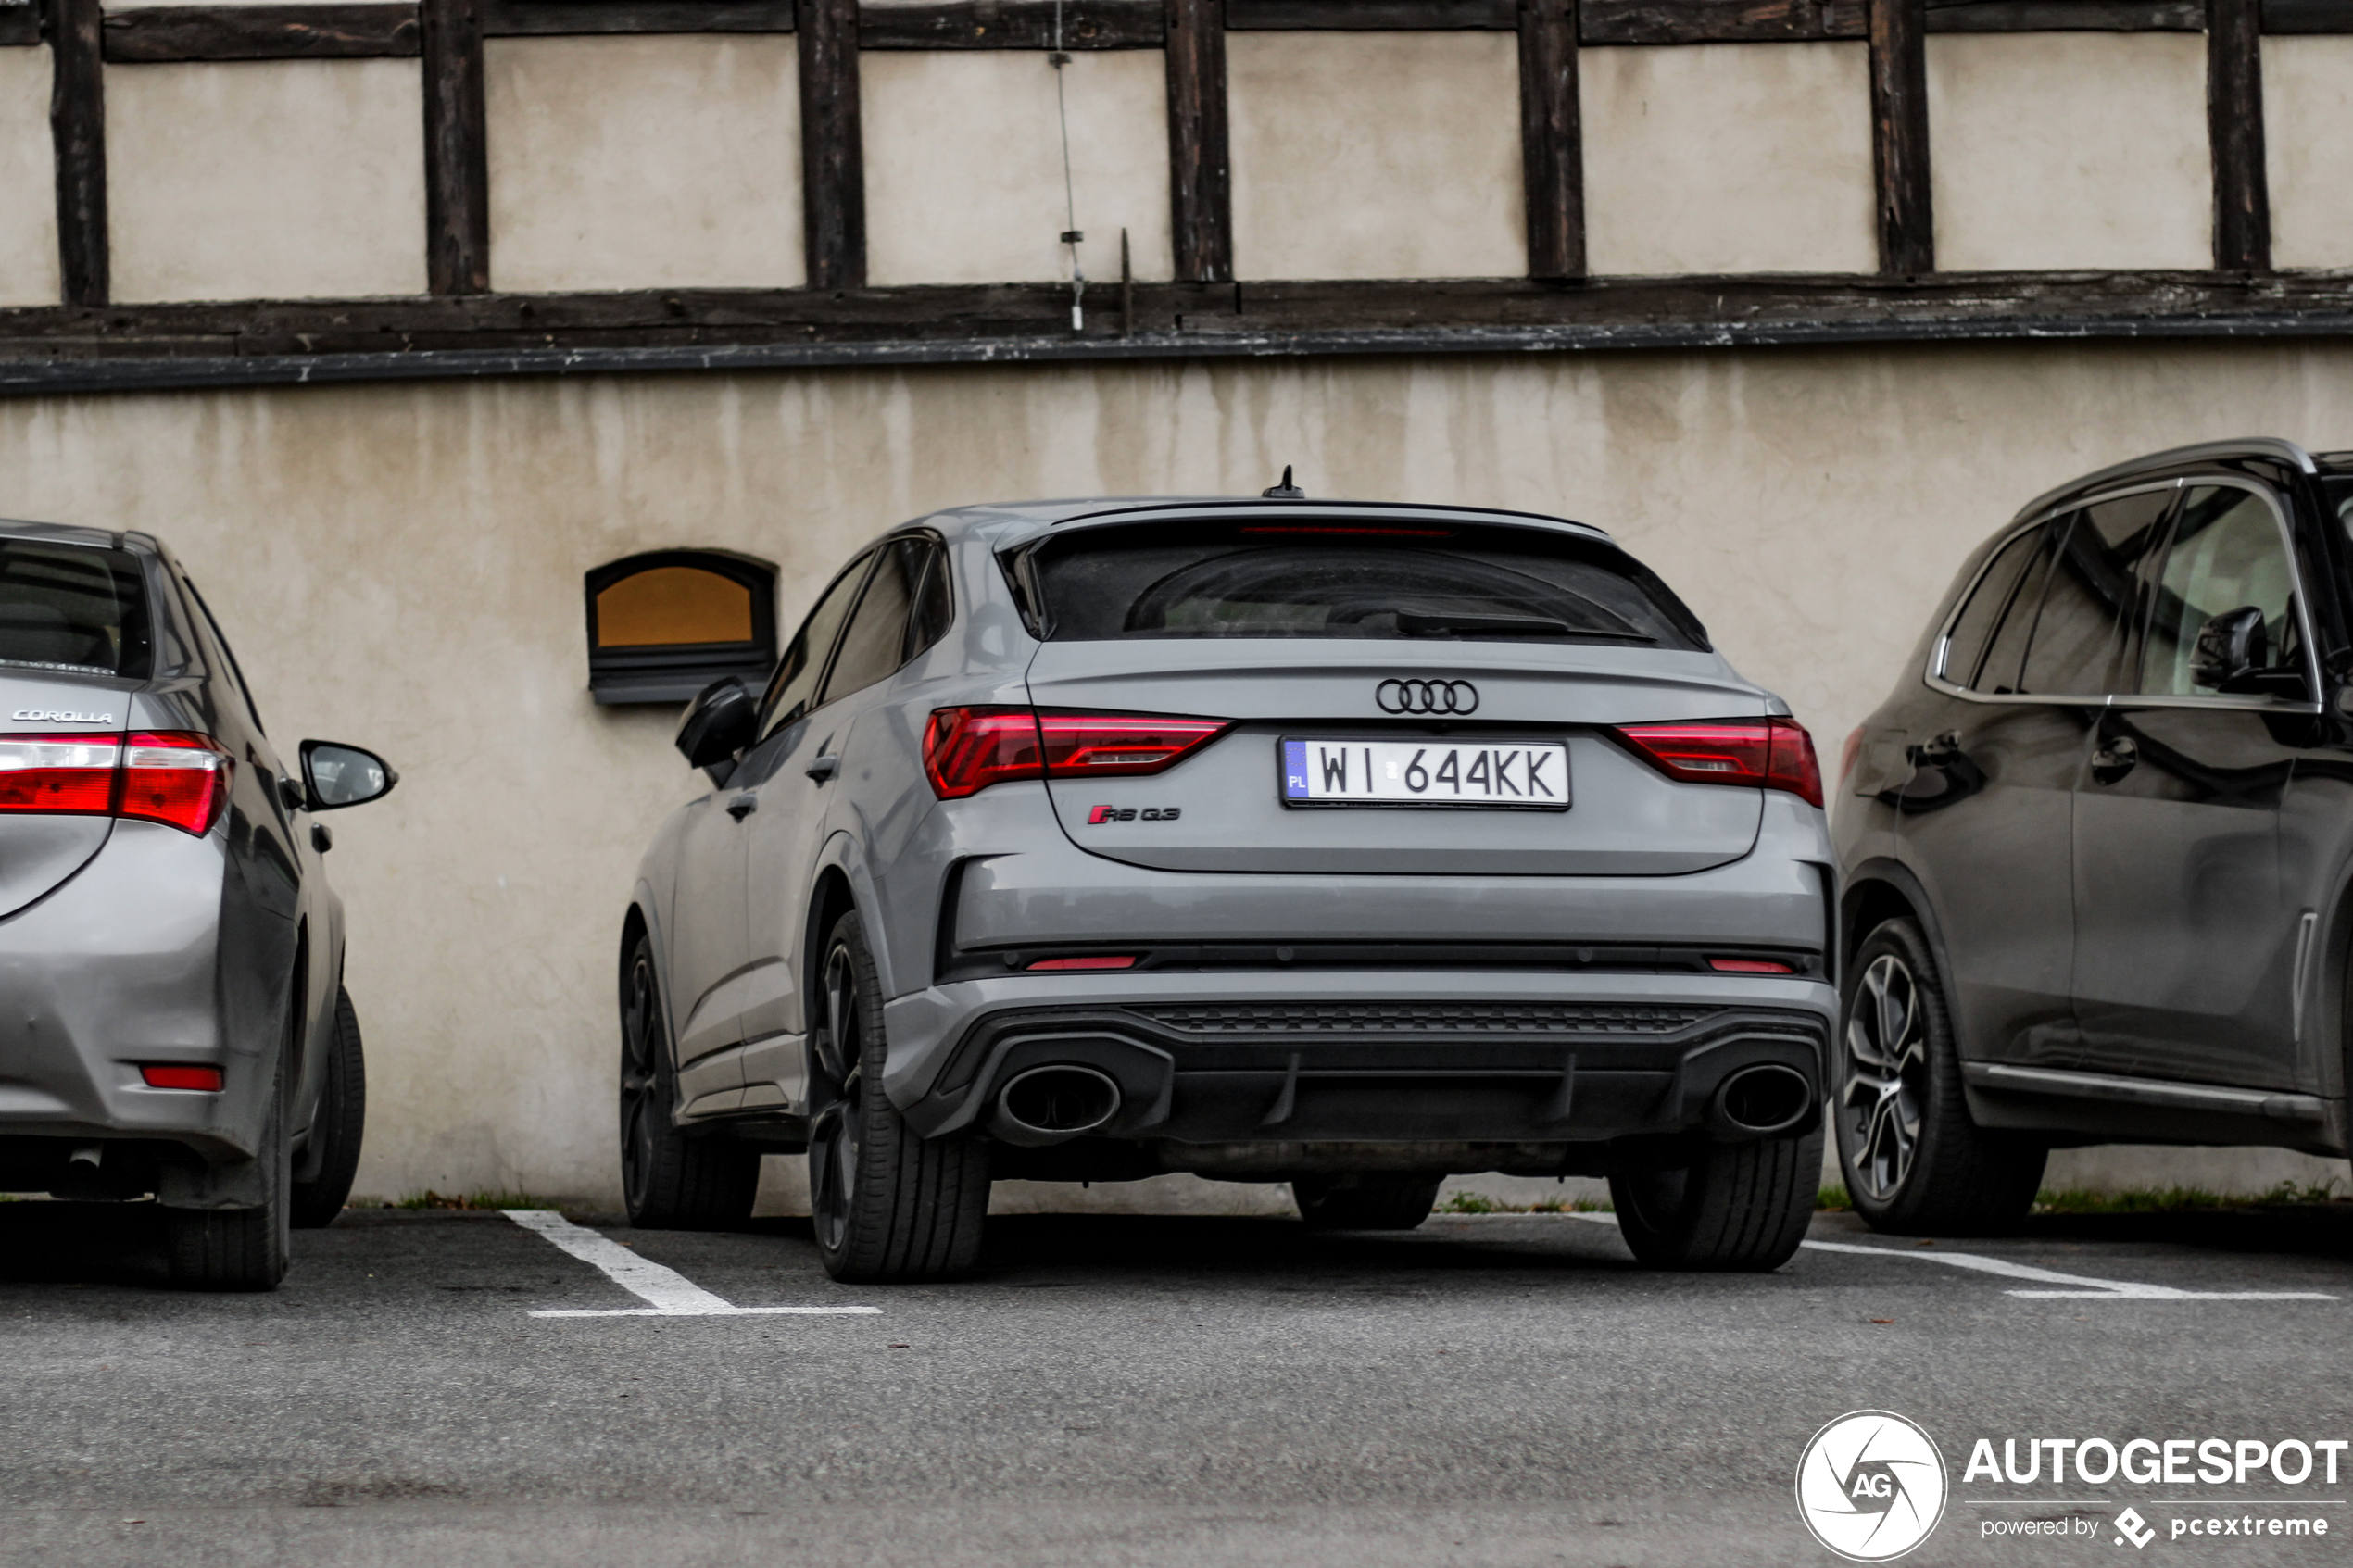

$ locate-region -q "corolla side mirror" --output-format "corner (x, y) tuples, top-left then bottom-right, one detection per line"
(300, 741), (397, 809)
(2190, 606), (2267, 691)
(675, 677), (756, 782)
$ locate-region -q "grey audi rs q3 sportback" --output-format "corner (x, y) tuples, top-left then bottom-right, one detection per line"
(623, 492), (1839, 1281)
(0, 521), (396, 1289)
(1834, 438), (2353, 1235)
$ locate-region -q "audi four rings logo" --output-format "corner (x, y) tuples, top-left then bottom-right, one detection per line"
(1376, 679), (1478, 715)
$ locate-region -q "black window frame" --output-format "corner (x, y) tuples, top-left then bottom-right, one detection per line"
(585, 549), (777, 707)
(758, 548), (878, 742)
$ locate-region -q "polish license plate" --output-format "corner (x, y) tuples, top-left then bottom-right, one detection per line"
(1280, 738), (1570, 809)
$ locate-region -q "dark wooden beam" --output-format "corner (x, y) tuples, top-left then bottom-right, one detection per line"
(1166, 0), (1230, 283)
(799, 0), (863, 289)
(2209, 0), (2269, 269)
(102, 4), (417, 59)
(48, 0), (106, 307)
(1926, 0), (2197, 27)
(482, 0), (790, 34)
(1585, 0), (1861, 39)
(2263, 0), (2353, 30)
(1869, 0), (1931, 274)
(421, 0), (488, 294)
(860, 0), (1158, 45)
(0, 6), (40, 45)
(1517, 0), (1581, 279)
(1227, 0), (1510, 24)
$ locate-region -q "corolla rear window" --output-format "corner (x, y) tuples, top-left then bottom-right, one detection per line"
(0, 540), (151, 679)
(1010, 518), (1707, 649)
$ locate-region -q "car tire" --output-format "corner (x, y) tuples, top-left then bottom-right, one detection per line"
(1835, 916), (2045, 1236)
(166, 1055), (292, 1291)
(1608, 1120), (1822, 1272)
(290, 987), (367, 1229)
(1292, 1174), (1442, 1231)
(808, 909), (990, 1283)
(619, 932), (760, 1231)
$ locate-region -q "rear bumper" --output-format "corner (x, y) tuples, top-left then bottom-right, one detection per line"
(886, 969), (1834, 1153)
(0, 821), (256, 1166)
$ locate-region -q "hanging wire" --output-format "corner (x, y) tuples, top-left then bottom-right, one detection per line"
(1051, 0), (1084, 332)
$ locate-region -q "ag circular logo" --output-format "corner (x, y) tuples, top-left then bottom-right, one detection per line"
(1375, 678), (1478, 716)
(1795, 1410), (1948, 1562)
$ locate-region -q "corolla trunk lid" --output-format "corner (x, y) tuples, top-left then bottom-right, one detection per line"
(1010, 508), (1771, 876)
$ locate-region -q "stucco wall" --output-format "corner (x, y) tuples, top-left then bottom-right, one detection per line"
(107, 59), (428, 302)
(863, 50), (1172, 286)
(486, 36), (803, 294)
(0, 341), (2348, 1200)
(1228, 31), (1525, 281)
(1583, 43), (1877, 277)
(1927, 32), (2210, 271)
(2265, 36), (2353, 270)
(0, 46), (57, 307)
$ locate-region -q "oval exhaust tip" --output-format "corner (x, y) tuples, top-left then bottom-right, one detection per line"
(988, 1064), (1123, 1147)
(1713, 1063), (1814, 1137)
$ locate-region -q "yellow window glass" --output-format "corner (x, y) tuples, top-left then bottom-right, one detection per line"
(595, 567), (753, 648)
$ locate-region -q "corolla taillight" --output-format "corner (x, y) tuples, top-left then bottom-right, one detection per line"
(0, 730), (233, 834)
(121, 733), (233, 834)
(0, 736), (123, 814)
(923, 708), (1231, 799)
(1610, 718), (1824, 809)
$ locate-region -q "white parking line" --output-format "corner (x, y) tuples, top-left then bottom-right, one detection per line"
(503, 1210), (882, 1318)
(1561, 1212), (2334, 1299)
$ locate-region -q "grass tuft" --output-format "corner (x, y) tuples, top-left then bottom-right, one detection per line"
(1816, 1185), (1853, 1212)
(393, 1189), (560, 1211)
(2032, 1178), (2346, 1215)
(1437, 1191), (1612, 1215)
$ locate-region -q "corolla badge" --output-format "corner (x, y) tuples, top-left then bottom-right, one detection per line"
(12, 709), (113, 724)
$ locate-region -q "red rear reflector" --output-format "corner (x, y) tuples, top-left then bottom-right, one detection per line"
(0, 735), (120, 815)
(1709, 958), (1795, 974)
(141, 1063), (224, 1091)
(1610, 717), (1824, 809)
(924, 708), (1230, 798)
(121, 732), (233, 835)
(1027, 955), (1139, 972)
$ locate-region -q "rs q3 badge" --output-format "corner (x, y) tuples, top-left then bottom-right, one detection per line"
(1087, 806), (1181, 824)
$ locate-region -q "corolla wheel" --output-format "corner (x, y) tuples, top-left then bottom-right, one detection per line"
(1841, 952), (1930, 1204)
(807, 941), (865, 1255)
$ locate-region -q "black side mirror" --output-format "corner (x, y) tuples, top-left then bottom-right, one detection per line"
(300, 741), (397, 809)
(675, 677), (756, 783)
(2191, 606), (2267, 691)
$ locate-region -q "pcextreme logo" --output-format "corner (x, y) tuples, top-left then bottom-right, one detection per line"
(1796, 1410), (1950, 1562)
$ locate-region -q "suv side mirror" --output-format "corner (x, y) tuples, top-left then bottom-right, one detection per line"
(2191, 606), (2267, 691)
(675, 677), (756, 782)
(300, 741), (397, 809)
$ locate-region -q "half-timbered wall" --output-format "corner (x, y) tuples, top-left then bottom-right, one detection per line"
(0, 47), (57, 306)
(2265, 35), (2353, 268)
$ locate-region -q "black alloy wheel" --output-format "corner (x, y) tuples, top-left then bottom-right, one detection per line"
(805, 909), (989, 1283)
(1833, 917), (2045, 1236)
(617, 932), (758, 1230)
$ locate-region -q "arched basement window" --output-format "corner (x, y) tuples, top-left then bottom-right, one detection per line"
(585, 550), (777, 705)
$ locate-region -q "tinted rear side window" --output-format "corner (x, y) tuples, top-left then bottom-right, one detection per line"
(0, 539), (151, 680)
(1015, 520), (1706, 649)
(1941, 526), (2042, 688)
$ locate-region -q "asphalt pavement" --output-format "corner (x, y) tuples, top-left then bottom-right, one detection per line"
(5, 1195), (2353, 1567)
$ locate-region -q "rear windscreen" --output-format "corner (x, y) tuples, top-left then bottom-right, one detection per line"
(0, 540), (152, 679)
(1012, 519), (1707, 649)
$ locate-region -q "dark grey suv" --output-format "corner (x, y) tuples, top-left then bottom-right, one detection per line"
(1834, 437), (2353, 1233)
(623, 493), (1839, 1281)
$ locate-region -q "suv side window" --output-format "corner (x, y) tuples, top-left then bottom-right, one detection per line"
(2141, 485), (2300, 696)
(1942, 526), (2043, 689)
(818, 537), (934, 706)
(2016, 497), (2159, 696)
(760, 552), (874, 740)
(1971, 519), (2062, 695)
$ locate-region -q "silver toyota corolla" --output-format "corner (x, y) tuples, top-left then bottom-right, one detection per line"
(622, 491), (1837, 1281)
(0, 521), (395, 1289)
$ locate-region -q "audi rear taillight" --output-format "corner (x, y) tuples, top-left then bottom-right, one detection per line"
(923, 708), (1231, 799)
(0, 730), (231, 834)
(1610, 717), (1823, 809)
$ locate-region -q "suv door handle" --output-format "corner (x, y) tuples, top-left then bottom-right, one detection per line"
(2090, 736), (2138, 784)
(725, 792), (759, 820)
(805, 755), (840, 783)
